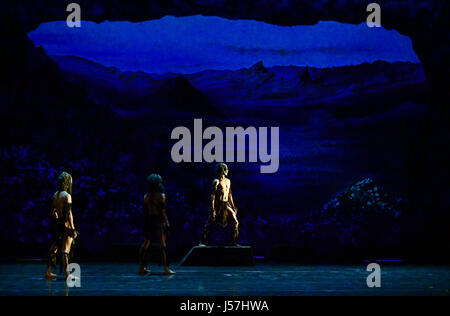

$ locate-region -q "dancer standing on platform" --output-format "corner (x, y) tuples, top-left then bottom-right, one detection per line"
(45, 172), (78, 279)
(200, 163), (239, 246)
(139, 174), (175, 275)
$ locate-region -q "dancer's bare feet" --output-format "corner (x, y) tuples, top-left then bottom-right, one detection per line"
(164, 266), (176, 275)
(45, 272), (57, 279)
(139, 266), (150, 275)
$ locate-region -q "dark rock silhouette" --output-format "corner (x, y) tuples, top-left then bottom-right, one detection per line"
(298, 66), (313, 85)
(153, 75), (219, 115)
(51, 55), (159, 109)
(238, 61), (275, 91)
(51, 56), (220, 116)
(249, 61), (269, 74)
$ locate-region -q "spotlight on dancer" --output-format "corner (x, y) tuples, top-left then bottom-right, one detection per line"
(199, 163), (239, 247)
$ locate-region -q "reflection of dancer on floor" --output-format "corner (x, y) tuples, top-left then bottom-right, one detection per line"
(45, 172), (78, 279)
(139, 174), (175, 275)
(200, 163), (239, 246)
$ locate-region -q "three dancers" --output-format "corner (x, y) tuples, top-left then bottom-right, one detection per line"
(45, 164), (239, 278)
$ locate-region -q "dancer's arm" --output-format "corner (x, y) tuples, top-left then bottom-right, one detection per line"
(228, 184), (237, 214)
(160, 194), (170, 227)
(51, 196), (58, 219)
(67, 195), (77, 238)
(211, 179), (219, 217)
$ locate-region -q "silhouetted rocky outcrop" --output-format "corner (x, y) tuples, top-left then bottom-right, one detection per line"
(234, 61), (275, 91)
(51, 55), (427, 107)
(245, 61), (274, 79)
(298, 66), (313, 85)
(249, 61), (268, 74)
(153, 75), (219, 115)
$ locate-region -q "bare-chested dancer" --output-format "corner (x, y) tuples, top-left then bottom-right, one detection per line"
(139, 174), (175, 275)
(200, 163), (239, 246)
(45, 172), (77, 279)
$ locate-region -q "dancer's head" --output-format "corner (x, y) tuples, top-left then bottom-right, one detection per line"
(215, 163), (229, 179)
(57, 172), (73, 195)
(146, 174), (165, 194)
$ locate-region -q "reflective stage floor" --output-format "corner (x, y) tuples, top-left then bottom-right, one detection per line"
(0, 262), (448, 296)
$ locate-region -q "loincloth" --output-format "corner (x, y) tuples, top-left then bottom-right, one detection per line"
(214, 201), (232, 227)
(51, 219), (75, 242)
(143, 213), (163, 240)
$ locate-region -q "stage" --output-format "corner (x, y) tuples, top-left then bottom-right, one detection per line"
(0, 262), (448, 296)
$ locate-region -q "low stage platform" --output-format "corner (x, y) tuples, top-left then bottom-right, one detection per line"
(0, 262), (448, 295)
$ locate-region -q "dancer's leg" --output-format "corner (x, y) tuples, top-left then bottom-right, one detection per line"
(227, 207), (239, 245)
(159, 227), (175, 275)
(200, 211), (215, 245)
(45, 243), (58, 279)
(139, 239), (151, 275)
